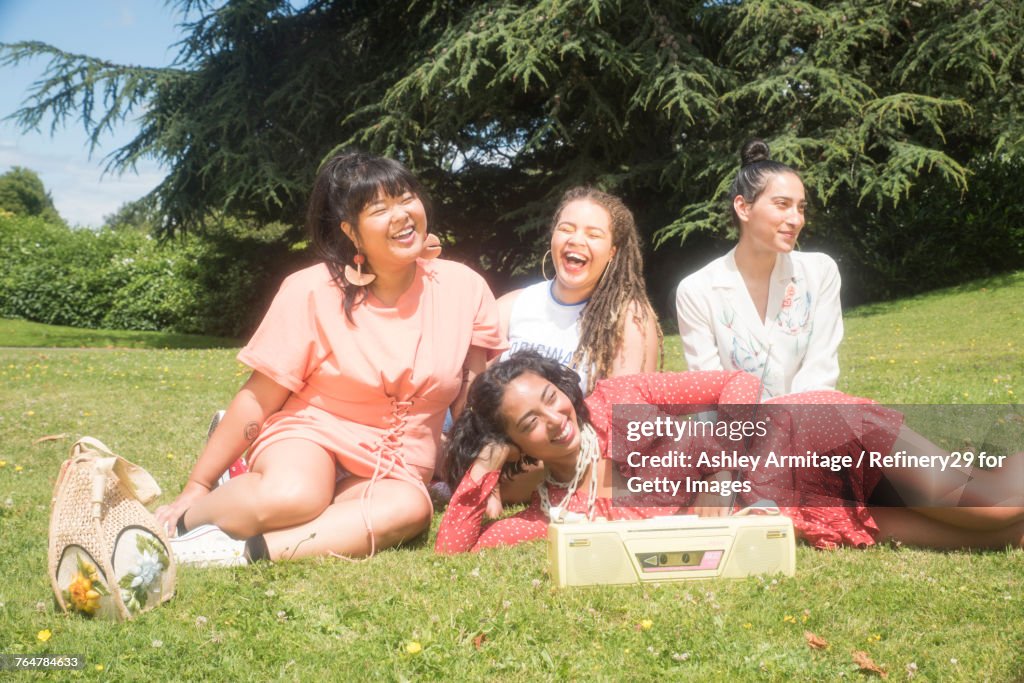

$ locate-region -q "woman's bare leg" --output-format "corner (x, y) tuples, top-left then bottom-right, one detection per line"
(881, 427), (1024, 529)
(183, 438), (337, 538)
(262, 477), (433, 560)
(872, 506), (1024, 550)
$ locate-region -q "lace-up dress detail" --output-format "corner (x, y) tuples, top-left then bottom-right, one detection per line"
(236, 259), (504, 552)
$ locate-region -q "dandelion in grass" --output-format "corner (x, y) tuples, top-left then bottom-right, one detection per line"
(95, 665), (104, 671)
(14, 465), (23, 472)
(405, 641), (423, 655)
(37, 629), (52, 642)
(639, 619), (653, 630)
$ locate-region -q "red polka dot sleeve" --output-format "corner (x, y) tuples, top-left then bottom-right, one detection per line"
(586, 370), (763, 459)
(434, 469), (550, 554)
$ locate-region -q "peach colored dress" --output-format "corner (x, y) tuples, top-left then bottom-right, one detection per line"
(237, 259), (504, 500)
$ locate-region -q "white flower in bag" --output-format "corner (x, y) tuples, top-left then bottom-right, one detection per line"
(128, 549), (163, 590)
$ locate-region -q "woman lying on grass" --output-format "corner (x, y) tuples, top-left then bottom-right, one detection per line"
(435, 350), (1024, 554)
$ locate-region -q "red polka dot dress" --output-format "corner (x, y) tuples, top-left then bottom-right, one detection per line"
(752, 391), (903, 549)
(435, 372), (903, 553)
(435, 370), (763, 553)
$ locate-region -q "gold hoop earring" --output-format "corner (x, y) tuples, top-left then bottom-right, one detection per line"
(344, 252), (376, 286)
(541, 249), (553, 281)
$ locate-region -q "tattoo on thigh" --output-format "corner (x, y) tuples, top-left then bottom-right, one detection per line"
(244, 421), (260, 441)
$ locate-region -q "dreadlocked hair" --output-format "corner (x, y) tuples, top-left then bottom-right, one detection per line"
(553, 187), (663, 393)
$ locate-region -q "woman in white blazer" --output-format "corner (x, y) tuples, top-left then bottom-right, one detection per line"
(675, 139), (842, 399)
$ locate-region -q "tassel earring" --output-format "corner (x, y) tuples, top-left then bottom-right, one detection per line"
(344, 252), (376, 287)
(420, 233), (442, 260)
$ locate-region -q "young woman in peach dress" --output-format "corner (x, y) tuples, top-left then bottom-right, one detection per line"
(156, 151), (504, 563)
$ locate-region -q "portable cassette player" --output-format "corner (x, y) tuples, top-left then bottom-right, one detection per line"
(547, 514), (796, 587)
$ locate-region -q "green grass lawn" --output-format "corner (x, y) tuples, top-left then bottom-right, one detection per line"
(0, 273), (1021, 680)
(0, 317), (239, 350)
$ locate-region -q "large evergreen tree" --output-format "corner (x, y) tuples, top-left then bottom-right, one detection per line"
(4, 0), (1021, 300)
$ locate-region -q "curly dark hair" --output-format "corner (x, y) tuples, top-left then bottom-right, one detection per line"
(443, 350), (592, 491)
(306, 150), (429, 322)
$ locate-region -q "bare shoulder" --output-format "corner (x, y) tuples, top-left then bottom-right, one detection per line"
(616, 300), (661, 373)
(497, 288), (524, 336)
(497, 288), (524, 308)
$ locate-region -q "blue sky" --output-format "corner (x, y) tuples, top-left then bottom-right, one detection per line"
(0, 0), (187, 226)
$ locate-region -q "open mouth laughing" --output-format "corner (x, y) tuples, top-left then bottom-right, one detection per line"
(561, 250), (590, 274)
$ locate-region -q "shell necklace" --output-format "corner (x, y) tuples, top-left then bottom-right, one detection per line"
(537, 422), (600, 523)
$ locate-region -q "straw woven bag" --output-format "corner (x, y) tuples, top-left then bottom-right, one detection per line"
(48, 437), (176, 620)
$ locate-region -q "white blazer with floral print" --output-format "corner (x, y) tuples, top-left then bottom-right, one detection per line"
(675, 248), (843, 399)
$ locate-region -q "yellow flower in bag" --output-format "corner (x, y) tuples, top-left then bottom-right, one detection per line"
(67, 571), (102, 615)
(64, 556), (107, 616)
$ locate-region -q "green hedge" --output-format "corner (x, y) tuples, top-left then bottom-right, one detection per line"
(0, 214), (303, 338)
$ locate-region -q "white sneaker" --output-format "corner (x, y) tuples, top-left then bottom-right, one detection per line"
(171, 524), (247, 567)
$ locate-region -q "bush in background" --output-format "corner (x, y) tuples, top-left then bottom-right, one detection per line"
(0, 213), (303, 338)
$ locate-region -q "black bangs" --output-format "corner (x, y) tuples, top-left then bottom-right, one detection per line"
(305, 150), (430, 323)
(332, 156), (425, 225)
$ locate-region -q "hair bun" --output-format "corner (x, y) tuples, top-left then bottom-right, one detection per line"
(740, 139), (771, 167)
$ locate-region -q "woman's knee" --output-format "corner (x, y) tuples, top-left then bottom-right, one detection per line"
(253, 477), (333, 528)
(399, 494), (433, 533)
(377, 491), (433, 544)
